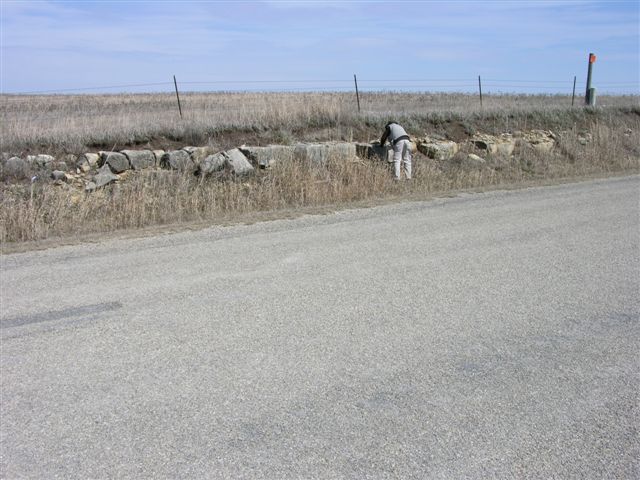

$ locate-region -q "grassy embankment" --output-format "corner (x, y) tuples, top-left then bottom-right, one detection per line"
(1, 92), (639, 246)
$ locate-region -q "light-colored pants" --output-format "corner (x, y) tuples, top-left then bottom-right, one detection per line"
(393, 139), (412, 179)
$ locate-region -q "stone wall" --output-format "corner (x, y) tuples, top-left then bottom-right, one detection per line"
(2, 131), (584, 191)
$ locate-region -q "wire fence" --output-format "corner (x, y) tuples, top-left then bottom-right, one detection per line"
(5, 76), (639, 96)
(2, 76), (638, 138)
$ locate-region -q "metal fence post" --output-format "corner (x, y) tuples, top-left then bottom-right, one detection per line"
(173, 75), (183, 118)
(354, 74), (361, 113)
(478, 75), (483, 108)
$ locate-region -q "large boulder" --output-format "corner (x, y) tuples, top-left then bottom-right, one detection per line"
(152, 150), (165, 163)
(239, 145), (295, 168)
(495, 134), (516, 156)
(470, 133), (516, 157)
(294, 142), (356, 164)
(186, 146), (215, 166)
(160, 150), (194, 171)
(3, 156), (29, 178)
(78, 153), (100, 170)
(198, 152), (227, 175)
(240, 142), (359, 168)
(417, 138), (459, 160)
(121, 150), (154, 170)
(88, 165), (119, 190)
(100, 152), (130, 173)
(519, 130), (556, 153)
(471, 134), (499, 154)
(224, 148), (254, 175)
(356, 143), (399, 163)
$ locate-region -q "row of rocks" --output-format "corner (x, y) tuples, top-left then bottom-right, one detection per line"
(1, 129), (597, 189)
(416, 130), (562, 162)
(2, 142), (362, 190)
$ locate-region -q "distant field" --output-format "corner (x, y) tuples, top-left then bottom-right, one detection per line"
(1, 92), (638, 154)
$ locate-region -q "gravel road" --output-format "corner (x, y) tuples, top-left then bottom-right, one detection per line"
(2, 176), (639, 479)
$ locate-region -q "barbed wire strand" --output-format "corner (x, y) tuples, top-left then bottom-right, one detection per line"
(2, 78), (638, 95)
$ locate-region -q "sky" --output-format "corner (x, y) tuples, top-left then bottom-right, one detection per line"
(1, 0), (638, 94)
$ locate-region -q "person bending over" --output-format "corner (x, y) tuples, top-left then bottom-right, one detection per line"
(380, 121), (412, 180)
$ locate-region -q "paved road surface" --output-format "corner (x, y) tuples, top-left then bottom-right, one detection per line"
(2, 176), (639, 479)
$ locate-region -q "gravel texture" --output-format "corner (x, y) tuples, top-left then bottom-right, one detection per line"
(1, 176), (639, 479)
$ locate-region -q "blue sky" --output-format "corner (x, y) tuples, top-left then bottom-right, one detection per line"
(1, 0), (638, 94)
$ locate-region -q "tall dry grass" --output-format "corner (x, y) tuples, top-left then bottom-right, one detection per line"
(2, 92), (638, 154)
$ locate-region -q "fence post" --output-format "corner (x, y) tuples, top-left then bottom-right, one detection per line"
(354, 74), (361, 113)
(478, 75), (483, 108)
(173, 75), (183, 118)
(571, 75), (576, 106)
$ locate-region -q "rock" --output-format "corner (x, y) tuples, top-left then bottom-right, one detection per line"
(495, 134), (516, 156)
(4, 156), (29, 178)
(356, 143), (375, 159)
(292, 142), (357, 165)
(470, 133), (515, 157)
(224, 148), (254, 175)
(239, 142), (358, 168)
(78, 162), (91, 173)
(471, 134), (499, 155)
(521, 130), (555, 153)
(294, 144), (326, 164)
(198, 153), (227, 175)
(92, 169), (119, 189)
(121, 150), (155, 170)
(51, 170), (67, 181)
(152, 150), (165, 163)
(160, 150), (194, 171)
(239, 145), (295, 168)
(417, 138), (459, 160)
(465, 154), (486, 168)
(53, 162), (68, 172)
(100, 151), (130, 173)
(355, 143), (391, 162)
(188, 146), (216, 166)
(26, 154), (55, 168)
(182, 146), (198, 154)
(80, 153), (100, 167)
(85, 181), (97, 192)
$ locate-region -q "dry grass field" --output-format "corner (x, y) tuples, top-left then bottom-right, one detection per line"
(2, 91), (638, 154)
(1, 92), (639, 246)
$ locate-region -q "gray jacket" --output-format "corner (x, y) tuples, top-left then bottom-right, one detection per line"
(380, 122), (410, 146)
